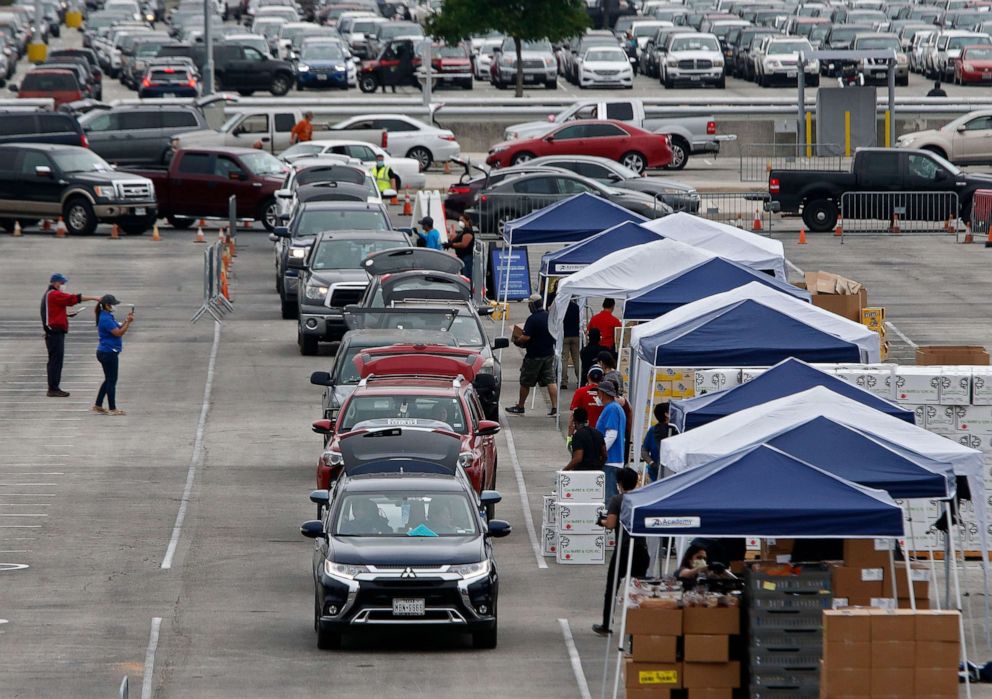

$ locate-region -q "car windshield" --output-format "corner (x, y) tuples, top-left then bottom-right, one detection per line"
(633, 24), (663, 37)
(333, 492), (478, 537)
(449, 315), (484, 347)
(381, 23), (423, 39)
(240, 151), (285, 176)
(52, 149), (111, 173)
(312, 238), (400, 270)
(339, 395), (467, 433)
(296, 166), (365, 186)
(303, 44), (344, 60)
(670, 36), (719, 51)
(436, 45), (465, 57)
(810, 26), (831, 40)
(295, 209), (389, 236)
(352, 19), (381, 33)
(22, 72), (77, 90)
(585, 48), (626, 61)
(966, 47), (992, 59)
(856, 36), (899, 49)
(768, 41), (810, 53)
(950, 36), (991, 49)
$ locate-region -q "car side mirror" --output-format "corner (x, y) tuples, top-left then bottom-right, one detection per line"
(268, 233), (279, 242)
(956, 125), (966, 132)
(477, 419), (501, 436)
(300, 519), (325, 538)
(310, 371), (332, 386)
(491, 337), (509, 350)
(487, 519), (511, 537)
(309, 489), (330, 506)
(480, 489), (502, 507)
(311, 418), (334, 435)
(35, 165), (52, 178)
(276, 188), (291, 198)
(544, 135), (554, 142)
(273, 226), (290, 237)
(228, 170), (247, 181)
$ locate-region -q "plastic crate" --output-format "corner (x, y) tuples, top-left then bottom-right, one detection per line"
(750, 651), (822, 671)
(750, 689), (819, 699)
(749, 593), (833, 611)
(747, 569), (832, 597)
(750, 629), (823, 652)
(748, 608), (824, 631)
(750, 667), (820, 691)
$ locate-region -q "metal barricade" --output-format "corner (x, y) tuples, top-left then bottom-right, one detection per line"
(739, 143), (846, 182)
(191, 241), (234, 324)
(969, 189), (992, 242)
(840, 191), (961, 237)
(697, 191), (774, 233)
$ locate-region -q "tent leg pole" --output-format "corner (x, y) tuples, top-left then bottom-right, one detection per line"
(953, 497), (980, 660)
(663, 535), (672, 577)
(601, 527), (626, 699)
(946, 524), (952, 610)
(906, 505), (923, 609)
(610, 543), (636, 699)
(888, 541), (898, 604)
(924, 514), (942, 610)
(902, 536), (917, 611)
(947, 502), (972, 698)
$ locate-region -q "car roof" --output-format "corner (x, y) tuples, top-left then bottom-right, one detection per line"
(314, 228), (406, 242)
(301, 200), (385, 211)
(336, 473), (468, 492)
(342, 329), (459, 346)
(180, 146), (267, 156)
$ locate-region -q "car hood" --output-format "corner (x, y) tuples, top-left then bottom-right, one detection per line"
(305, 59), (348, 67)
(504, 120), (556, 140)
(73, 170), (152, 185)
(308, 268), (370, 286)
(613, 178), (697, 196)
(328, 534), (484, 565)
(670, 50), (721, 60)
(176, 128), (222, 145)
(898, 128), (940, 142)
(582, 58), (630, 69)
(965, 172), (992, 186)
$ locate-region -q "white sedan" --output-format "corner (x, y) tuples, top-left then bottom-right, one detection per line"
(329, 113), (461, 171)
(280, 139), (427, 190)
(577, 46), (635, 88)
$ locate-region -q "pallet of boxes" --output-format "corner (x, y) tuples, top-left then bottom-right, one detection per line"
(543, 471), (614, 564)
(623, 582), (742, 698)
(831, 539), (930, 610)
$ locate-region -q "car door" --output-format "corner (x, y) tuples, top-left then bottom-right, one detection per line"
(903, 151), (954, 219)
(117, 110), (163, 165)
(581, 122), (630, 160)
(466, 394), (495, 489)
(0, 145), (20, 213)
(18, 150), (62, 216)
(212, 153), (253, 216)
(950, 115), (992, 163)
(545, 123), (588, 156)
(370, 117), (419, 155)
(230, 113), (270, 148)
(272, 112), (296, 152)
(171, 151), (216, 216)
(81, 110), (123, 162)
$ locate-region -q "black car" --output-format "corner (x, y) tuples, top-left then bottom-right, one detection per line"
(160, 41), (296, 96)
(0, 144), (156, 235)
(0, 110), (87, 147)
(301, 469), (509, 649)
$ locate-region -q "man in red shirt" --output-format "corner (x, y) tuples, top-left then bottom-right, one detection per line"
(569, 366), (606, 436)
(588, 298), (622, 352)
(41, 273), (100, 397)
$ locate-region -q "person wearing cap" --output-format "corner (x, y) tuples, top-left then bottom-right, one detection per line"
(506, 293), (559, 416)
(415, 216), (443, 250)
(569, 365), (605, 434)
(290, 111), (314, 145)
(93, 294), (134, 415)
(595, 378), (626, 501)
(41, 273), (101, 398)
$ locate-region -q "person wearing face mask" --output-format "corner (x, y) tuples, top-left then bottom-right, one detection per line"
(444, 213), (475, 279)
(370, 154), (394, 195)
(677, 544), (710, 586)
(506, 293), (558, 417)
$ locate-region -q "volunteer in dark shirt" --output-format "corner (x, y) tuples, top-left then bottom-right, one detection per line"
(593, 467), (650, 635)
(580, 327), (606, 384)
(641, 402), (670, 482)
(506, 293), (559, 417)
(564, 407), (606, 471)
(41, 273), (101, 398)
(561, 300), (581, 389)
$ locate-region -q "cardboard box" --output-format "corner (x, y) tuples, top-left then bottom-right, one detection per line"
(802, 271), (869, 322)
(682, 661), (740, 689)
(682, 607), (740, 635)
(922, 404), (955, 431)
(542, 495), (556, 526)
(914, 666), (957, 696)
(810, 290), (867, 322)
(916, 345), (990, 366)
(741, 368), (766, 383)
(973, 367), (992, 405)
(656, 368), (685, 382)
(914, 641), (960, 668)
(939, 367), (972, 405)
(891, 367), (941, 404)
(912, 610), (960, 642)
(823, 609), (873, 643)
(556, 501), (604, 534)
(555, 533), (605, 564)
(683, 634), (729, 663)
(855, 369), (896, 399)
(624, 660), (682, 690)
(823, 641), (872, 669)
(693, 369), (741, 396)
(626, 606), (683, 637)
(555, 470), (604, 501)
(844, 539), (893, 567)
(822, 666), (872, 697)
(870, 609), (916, 642)
(955, 405), (992, 434)
(882, 562), (930, 599)
(511, 323), (523, 341)
(870, 641), (915, 668)
(541, 526), (557, 557)
(832, 566), (884, 601)
(870, 667), (913, 696)
(629, 634), (678, 663)
(861, 306), (886, 329)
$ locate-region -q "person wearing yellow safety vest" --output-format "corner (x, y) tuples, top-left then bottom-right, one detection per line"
(370, 153), (393, 194)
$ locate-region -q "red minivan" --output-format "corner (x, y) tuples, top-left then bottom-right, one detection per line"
(12, 68), (83, 107)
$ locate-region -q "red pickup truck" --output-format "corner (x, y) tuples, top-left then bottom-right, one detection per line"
(121, 147), (287, 231)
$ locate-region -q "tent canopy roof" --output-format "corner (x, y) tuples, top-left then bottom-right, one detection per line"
(540, 221), (664, 277)
(502, 192), (647, 245)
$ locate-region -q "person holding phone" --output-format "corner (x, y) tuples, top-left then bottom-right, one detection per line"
(92, 295), (134, 416)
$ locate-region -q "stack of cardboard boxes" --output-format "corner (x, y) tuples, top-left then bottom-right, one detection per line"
(830, 540), (931, 610)
(821, 608), (960, 698)
(541, 471), (610, 565)
(624, 602), (742, 698)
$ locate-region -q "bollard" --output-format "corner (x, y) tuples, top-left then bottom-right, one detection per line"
(13, 220), (21, 237)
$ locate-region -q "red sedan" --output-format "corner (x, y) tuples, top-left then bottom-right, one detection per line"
(485, 119), (672, 174)
(955, 46), (992, 84)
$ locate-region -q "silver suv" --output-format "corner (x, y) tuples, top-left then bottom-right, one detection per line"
(661, 32), (725, 88)
(79, 104), (209, 165)
(490, 37), (557, 89)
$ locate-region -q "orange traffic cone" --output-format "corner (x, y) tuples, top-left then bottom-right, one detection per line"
(752, 208), (763, 232)
(194, 220), (206, 243)
(55, 217), (67, 238)
(797, 227), (807, 244)
(890, 213), (901, 235)
(42, 219), (51, 231)
(110, 223), (121, 240)
(443, 160), (451, 175)
(834, 213), (843, 237)
(217, 225), (226, 242)
(964, 223), (973, 244)
(402, 188), (412, 216)
(151, 223), (161, 241)
(12, 220), (22, 237)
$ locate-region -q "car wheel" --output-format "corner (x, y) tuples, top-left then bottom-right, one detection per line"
(545, 80), (557, 89)
(621, 151), (646, 175)
(270, 73), (291, 96)
(257, 198), (278, 232)
(316, 621), (341, 650)
(63, 196), (97, 236)
(809, 75), (820, 87)
(472, 619), (497, 649)
(510, 151), (534, 166)
(359, 75), (377, 93)
(407, 146), (433, 171)
(299, 328), (318, 355)
(119, 220), (151, 235)
(665, 137), (689, 171)
(166, 215), (195, 230)
(716, 76), (726, 89)
(281, 296), (297, 320)
(802, 198), (838, 233)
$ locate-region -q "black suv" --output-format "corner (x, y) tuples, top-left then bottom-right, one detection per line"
(0, 144), (156, 235)
(0, 110), (87, 147)
(302, 456), (509, 649)
(159, 41), (295, 96)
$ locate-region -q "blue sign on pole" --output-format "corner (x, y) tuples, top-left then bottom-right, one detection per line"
(492, 247), (532, 301)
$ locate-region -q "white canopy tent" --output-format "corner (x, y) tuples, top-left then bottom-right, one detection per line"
(641, 212), (788, 281)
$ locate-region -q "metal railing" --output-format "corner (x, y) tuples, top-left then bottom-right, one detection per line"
(698, 192), (774, 232)
(739, 143), (846, 182)
(969, 189), (992, 241)
(191, 240), (234, 323)
(840, 191), (961, 237)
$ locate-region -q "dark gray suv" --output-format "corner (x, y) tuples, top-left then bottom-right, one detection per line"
(78, 105), (208, 165)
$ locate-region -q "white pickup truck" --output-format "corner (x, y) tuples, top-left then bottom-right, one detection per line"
(502, 98), (735, 169)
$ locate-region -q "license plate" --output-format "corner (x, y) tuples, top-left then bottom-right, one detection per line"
(317, 74), (327, 80)
(392, 598), (425, 616)
(786, 71), (797, 78)
(134, 207), (146, 216)
(690, 75), (701, 81)
(164, 92), (175, 97)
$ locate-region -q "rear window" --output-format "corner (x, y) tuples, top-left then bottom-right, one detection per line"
(150, 68), (190, 81)
(178, 152), (212, 174)
(295, 208), (390, 236)
(297, 166), (366, 186)
(22, 72), (78, 91)
(37, 114), (77, 134)
(0, 114), (36, 136)
(162, 110), (198, 128)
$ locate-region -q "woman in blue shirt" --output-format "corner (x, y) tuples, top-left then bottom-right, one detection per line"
(92, 294), (134, 416)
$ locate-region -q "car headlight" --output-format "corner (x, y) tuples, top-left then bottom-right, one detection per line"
(490, 144), (509, 153)
(666, 58), (678, 66)
(321, 450), (343, 467)
(290, 247), (307, 259)
(457, 451), (474, 469)
(450, 559), (490, 580)
(305, 282), (328, 300)
(145, 12), (154, 21)
(325, 561), (368, 579)
(964, 62), (974, 71)
(92, 185), (116, 199)
(297, 63), (309, 71)
(713, 59), (723, 67)
(479, 357), (495, 375)
(334, 64), (345, 71)
(543, 56), (554, 67)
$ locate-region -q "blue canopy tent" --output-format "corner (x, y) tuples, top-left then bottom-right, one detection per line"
(623, 256), (811, 321)
(671, 357), (916, 432)
(539, 221), (662, 277)
(501, 192), (648, 245)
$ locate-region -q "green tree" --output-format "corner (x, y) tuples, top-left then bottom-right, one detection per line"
(425, 0), (588, 98)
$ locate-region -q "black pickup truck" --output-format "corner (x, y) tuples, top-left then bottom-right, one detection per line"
(769, 148), (992, 231)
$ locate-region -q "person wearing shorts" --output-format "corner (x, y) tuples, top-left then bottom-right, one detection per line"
(506, 293), (559, 417)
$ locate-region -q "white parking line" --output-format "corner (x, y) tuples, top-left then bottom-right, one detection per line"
(141, 617), (162, 699)
(558, 618), (592, 699)
(500, 409), (547, 570)
(0, 525), (42, 528)
(161, 322), (221, 570)
(0, 514), (47, 517)
(885, 321), (918, 349)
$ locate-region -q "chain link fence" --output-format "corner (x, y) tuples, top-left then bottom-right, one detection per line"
(840, 191), (961, 237)
(739, 143), (847, 182)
